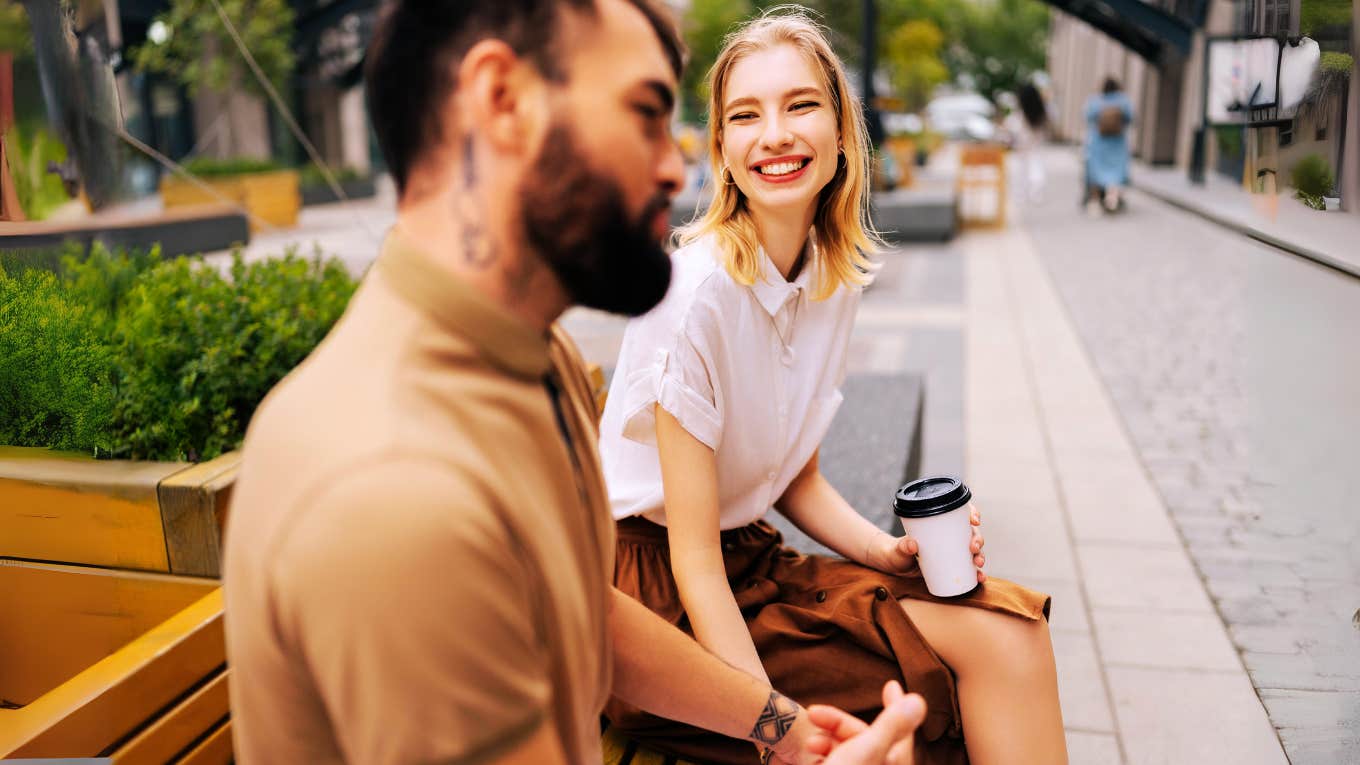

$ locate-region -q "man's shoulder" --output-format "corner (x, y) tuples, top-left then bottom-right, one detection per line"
(272, 452), (515, 574)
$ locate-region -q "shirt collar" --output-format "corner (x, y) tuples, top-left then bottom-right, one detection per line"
(750, 234), (818, 317)
(376, 230), (552, 380)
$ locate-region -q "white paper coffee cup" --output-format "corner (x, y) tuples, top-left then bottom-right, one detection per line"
(893, 476), (978, 597)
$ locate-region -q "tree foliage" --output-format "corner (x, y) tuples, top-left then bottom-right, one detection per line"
(131, 0), (295, 98)
(678, 0), (1052, 115)
(679, 0), (755, 121)
(0, 0), (31, 58)
(886, 19), (949, 111)
(1300, 0), (1352, 39)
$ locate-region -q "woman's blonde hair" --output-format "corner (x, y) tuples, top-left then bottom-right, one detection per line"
(678, 6), (879, 300)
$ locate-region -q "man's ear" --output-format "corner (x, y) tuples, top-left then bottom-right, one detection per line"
(454, 39), (550, 154)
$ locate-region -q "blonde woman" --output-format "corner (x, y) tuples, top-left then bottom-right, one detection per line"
(599, 8), (1067, 765)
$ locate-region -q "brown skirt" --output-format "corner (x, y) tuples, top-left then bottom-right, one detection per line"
(604, 517), (1051, 765)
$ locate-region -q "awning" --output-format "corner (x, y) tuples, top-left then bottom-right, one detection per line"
(1047, 0), (1206, 63)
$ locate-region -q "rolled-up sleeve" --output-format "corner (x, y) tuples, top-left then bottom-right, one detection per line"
(618, 323), (722, 450)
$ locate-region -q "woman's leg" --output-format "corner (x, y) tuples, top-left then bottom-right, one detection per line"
(899, 598), (1068, 765)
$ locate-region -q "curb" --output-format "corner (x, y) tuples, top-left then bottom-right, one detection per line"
(1133, 181), (1360, 281)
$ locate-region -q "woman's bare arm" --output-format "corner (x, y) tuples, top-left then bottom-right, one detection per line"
(656, 405), (770, 685)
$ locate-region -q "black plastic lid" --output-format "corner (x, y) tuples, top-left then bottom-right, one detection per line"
(893, 475), (972, 518)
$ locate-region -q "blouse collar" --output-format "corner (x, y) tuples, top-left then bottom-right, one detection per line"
(750, 232), (818, 317)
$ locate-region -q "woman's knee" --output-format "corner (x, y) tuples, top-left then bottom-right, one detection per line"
(900, 599), (1053, 680)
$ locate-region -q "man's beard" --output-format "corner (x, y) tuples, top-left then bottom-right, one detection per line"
(518, 122), (672, 317)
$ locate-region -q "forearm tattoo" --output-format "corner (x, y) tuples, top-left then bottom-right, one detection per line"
(750, 691), (799, 748)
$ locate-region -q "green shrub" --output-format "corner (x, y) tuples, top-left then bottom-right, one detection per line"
(299, 164), (365, 188)
(1291, 154), (1334, 209)
(1319, 52), (1353, 76)
(0, 266), (118, 453)
(179, 156), (285, 178)
(0, 241), (84, 277)
(0, 245), (357, 461)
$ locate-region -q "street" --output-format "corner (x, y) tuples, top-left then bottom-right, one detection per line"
(1027, 149), (1360, 764)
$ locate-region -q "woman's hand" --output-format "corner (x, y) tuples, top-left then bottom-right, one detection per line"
(865, 505), (987, 584)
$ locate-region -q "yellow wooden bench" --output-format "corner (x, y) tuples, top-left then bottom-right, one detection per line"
(0, 363), (612, 762)
(0, 560), (228, 763)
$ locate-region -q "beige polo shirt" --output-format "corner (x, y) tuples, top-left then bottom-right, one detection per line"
(223, 233), (613, 764)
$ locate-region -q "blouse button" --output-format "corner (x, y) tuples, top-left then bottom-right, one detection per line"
(815, 590), (827, 603)
(723, 541), (737, 552)
(874, 587), (890, 601)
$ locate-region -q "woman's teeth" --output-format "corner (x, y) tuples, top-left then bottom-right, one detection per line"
(757, 160), (806, 176)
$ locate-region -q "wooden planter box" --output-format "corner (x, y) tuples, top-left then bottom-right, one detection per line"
(0, 562), (228, 762)
(0, 447), (240, 578)
(161, 169), (300, 233)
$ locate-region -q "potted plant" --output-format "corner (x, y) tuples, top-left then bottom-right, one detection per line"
(0, 242), (357, 577)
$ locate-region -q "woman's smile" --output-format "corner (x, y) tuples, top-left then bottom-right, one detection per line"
(750, 155), (813, 184)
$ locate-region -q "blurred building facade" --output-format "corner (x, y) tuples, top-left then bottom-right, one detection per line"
(1047, 0), (1355, 203)
(79, 0), (381, 195)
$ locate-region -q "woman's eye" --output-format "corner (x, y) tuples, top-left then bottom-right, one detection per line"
(792, 101), (819, 111)
(729, 112), (756, 122)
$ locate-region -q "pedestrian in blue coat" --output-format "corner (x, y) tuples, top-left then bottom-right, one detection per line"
(1084, 78), (1134, 215)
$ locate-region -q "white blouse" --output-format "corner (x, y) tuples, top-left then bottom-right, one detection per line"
(598, 234), (861, 530)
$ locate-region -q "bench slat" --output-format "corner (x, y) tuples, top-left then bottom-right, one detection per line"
(172, 719), (233, 765)
(111, 669), (229, 765)
(0, 589), (225, 758)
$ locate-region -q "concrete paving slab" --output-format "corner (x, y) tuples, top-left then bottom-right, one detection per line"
(1077, 543), (1216, 613)
(982, 502), (1080, 583)
(1052, 630), (1118, 734)
(1024, 577), (1092, 634)
(1107, 666), (1289, 765)
(1065, 730), (1123, 765)
(1092, 608), (1242, 672)
(1059, 473), (1182, 546)
(968, 457), (1063, 511)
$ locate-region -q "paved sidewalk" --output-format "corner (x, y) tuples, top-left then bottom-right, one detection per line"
(1030, 147), (1360, 764)
(964, 220), (1289, 764)
(203, 179), (397, 275)
(1132, 163), (1360, 279)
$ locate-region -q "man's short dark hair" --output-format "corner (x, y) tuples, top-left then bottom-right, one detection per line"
(365, 0), (685, 194)
(1102, 77), (1121, 95)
